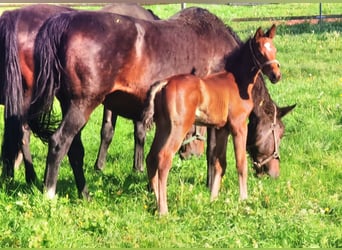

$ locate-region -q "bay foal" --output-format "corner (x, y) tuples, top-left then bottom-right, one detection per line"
(143, 25), (281, 215)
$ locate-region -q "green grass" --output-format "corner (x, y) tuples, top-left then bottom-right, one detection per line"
(0, 3), (341, 248)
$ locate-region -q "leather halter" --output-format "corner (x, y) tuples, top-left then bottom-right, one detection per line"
(181, 126), (206, 146)
(253, 103), (280, 168)
(249, 39), (280, 72)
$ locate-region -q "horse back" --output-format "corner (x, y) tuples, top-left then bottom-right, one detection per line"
(162, 72), (238, 128)
(46, 9), (239, 119)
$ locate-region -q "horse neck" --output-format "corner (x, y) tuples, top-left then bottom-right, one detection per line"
(228, 39), (261, 90)
(251, 75), (276, 118)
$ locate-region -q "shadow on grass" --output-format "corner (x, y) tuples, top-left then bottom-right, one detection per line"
(90, 169), (149, 195)
(0, 179), (40, 197)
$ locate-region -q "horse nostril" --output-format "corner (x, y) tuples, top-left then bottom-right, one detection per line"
(271, 72), (281, 83)
(270, 73), (277, 83)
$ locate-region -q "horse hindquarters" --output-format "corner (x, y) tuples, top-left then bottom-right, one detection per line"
(147, 122), (193, 215)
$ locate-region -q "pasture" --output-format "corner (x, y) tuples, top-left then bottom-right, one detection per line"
(0, 3), (341, 248)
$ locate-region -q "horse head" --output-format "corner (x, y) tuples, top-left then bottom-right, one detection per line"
(251, 24), (281, 84)
(247, 103), (296, 178)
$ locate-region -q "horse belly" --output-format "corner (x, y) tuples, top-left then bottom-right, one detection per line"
(195, 80), (229, 127)
(195, 108), (227, 127)
(103, 91), (143, 120)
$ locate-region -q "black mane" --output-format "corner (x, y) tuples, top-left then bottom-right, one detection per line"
(171, 7), (229, 36)
(224, 26), (277, 119)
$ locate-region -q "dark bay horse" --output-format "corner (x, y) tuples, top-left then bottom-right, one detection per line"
(0, 4), (74, 183)
(96, 4), (206, 173)
(246, 83), (295, 178)
(28, 8), (242, 199)
(142, 25), (281, 214)
(95, 3), (160, 172)
(0, 3), (161, 186)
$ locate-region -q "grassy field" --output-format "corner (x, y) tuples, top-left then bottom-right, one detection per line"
(0, 3), (341, 248)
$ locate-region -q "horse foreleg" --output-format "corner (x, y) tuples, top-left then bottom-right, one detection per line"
(44, 104), (88, 199)
(21, 124), (37, 184)
(68, 132), (89, 200)
(210, 127), (229, 201)
(231, 121), (248, 200)
(94, 108), (116, 171)
(133, 120), (146, 172)
(206, 127), (216, 190)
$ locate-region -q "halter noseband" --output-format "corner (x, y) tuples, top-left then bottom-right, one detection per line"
(253, 103), (280, 169)
(249, 39), (280, 72)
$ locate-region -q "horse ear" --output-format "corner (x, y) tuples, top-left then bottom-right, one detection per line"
(254, 27), (264, 40)
(266, 24), (277, 39)
(278, 104), (296, 118)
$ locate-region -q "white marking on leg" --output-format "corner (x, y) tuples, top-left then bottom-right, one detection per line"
(239, 174), (248, 200)
(46, 188), (56, 199)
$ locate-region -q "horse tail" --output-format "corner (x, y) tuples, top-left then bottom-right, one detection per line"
(142, 79), (169, 129)
(0, 10), (24, 168)
(0, 10), (23, 118)
(28, 12), (73, 142)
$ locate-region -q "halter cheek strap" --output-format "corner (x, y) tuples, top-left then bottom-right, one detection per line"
(253, 103), (280, 169)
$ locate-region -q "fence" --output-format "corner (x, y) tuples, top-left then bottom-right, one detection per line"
(0, 2), (341, 23)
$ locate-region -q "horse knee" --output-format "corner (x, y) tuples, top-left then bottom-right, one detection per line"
(49, 131), (73, 160)
(49, 134), (61, 154)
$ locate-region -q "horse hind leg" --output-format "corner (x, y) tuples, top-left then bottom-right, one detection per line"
(94, 108), (116, 171)
(147, 143), (175, 215)
(146, 121), (172, 214)
(68, 132), (89, 200)
(133, 120), (146, 172)
(21, 124), (37, 184)
(44, 103), (90, 200)
(147, 120), (192, 215)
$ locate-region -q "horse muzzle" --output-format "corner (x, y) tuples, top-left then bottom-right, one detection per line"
(270, 72), (281, 83)
(253, 157), (280, 179)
